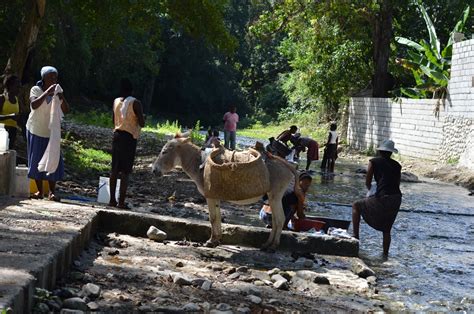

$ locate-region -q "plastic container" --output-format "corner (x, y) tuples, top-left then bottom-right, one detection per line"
(97, 176), (121, 204)
(292, 218), (326, 232)
(0, 124), (9, 152)
(14, 166), (29, 197)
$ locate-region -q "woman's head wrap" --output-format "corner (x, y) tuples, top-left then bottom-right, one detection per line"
(40, 66), (58, 78)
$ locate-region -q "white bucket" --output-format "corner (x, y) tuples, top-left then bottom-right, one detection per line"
(0, 124), (9, 152)
(14, 166), (29, 197)
(97, 176), (121, 204)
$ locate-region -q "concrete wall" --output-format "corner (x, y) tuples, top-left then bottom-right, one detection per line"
(348, 39), (474, 169)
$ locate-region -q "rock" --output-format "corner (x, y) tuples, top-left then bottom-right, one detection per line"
(183, 303), (200, 311)
(63, 297), (88, 311)
(192, 278), (206, 287)
(263, 280), (273, 286)
(237, 307), (251, 313)
(295, 270), (317, 281)
(138, 305), (152, 312)
(216, 303), (232, 311)
(236, 266), (248, 273)
(267, 268), (280, 276)
(156, 291), (171, 298)
(172, 274), (192, 286)
(224, 266), (236, 274)
(229, 288), (241, 294)
(313, 276), (330, 285)
(146, 226), (167, 241)
(248, 295), (262, 304)
(268, 299), (280, 305)
(201, 280), (212, 291)
(212, 265), (224, 271)
(274, 280), (290, 290)
(60, 310), (85, 314)
(401, 171), (420, 183)
(254, 280), (265, 286)
(73, 260), (81, 267)
(35, 303), (50, 313)
(271, 274), (287, 283)
(279, 271), (292, 281)
(87, 302), (99, 311)
(366, 276), (377, 285)
(82, 283), (101, 299)
(355, 168), (367, 174)
(201, 302), (211, 311)
(176, 261), (184, 267)
(210, 311), (233, 314)
(57, 287), (80, 298)
(303, 259), (314, 268)
(228, 272), (240, 280)
(351, 261), (376, 279)
(46, 300), (62, 312)
(70, 271), (84, 281)
(242, 286), (261, 296)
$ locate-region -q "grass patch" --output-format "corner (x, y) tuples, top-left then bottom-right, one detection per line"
(69, 110), (112, 128)
(63, 139), (111, 176)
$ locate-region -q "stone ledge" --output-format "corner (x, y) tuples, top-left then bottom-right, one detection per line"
(98, 210), (359, 257)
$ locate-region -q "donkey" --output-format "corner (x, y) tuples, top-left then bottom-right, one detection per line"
(151, 134), (297, 251)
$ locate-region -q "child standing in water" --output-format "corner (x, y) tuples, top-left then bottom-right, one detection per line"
(320, 122), (338, 172)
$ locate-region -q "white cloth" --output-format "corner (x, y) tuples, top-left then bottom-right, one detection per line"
(120, 96), (136, 120)
(27, 86), (52, 137)
(329, 131), (338, 144)
(37, 84), (64, 174)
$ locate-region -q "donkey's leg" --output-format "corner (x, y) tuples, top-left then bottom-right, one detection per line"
(262, 192), (285, 251)
(205, 198), (222, 247)
(267, 194), (285, 251)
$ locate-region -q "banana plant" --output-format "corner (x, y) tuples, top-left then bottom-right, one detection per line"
(395, 1), (470, 99)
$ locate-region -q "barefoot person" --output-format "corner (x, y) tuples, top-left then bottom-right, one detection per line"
(27, 66), (69, 201)
(290, 133), (319, 170)
(108, 78), (145, 209)
(352, 139), (402, 256)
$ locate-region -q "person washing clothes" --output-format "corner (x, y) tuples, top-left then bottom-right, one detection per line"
(290, 133), (319, 171)
(27, 66), (69, 201)
(259, 172), (312, 230)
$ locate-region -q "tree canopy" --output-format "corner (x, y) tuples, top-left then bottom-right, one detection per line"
(1, 0), (472, 126)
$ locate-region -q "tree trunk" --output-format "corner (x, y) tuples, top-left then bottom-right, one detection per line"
(372, 0), (393, 98)
(142, 76), (156, 114)
(3, 0), (46, 80)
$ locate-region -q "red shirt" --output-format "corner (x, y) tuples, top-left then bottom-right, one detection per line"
(223, 112), (239, 132)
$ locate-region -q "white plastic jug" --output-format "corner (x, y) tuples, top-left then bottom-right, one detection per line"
(97, 176), (121, 204)
(14, 166), (29, 197)
(0, 124), (9, 152)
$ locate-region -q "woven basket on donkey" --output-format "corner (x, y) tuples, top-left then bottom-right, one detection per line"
(203, 148), (270, 201)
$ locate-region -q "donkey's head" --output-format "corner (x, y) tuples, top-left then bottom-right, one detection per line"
(151, 134), (191, 176)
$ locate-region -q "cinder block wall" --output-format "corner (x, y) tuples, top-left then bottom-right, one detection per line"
(348, 98), (444, 159)
(348, 39), (474, 169)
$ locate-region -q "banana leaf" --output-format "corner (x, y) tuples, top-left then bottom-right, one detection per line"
(420, 65), (448, 86)
(417, 2), (441, 59)
(395, 36), (424, 51)
(444, 5), (471, 57)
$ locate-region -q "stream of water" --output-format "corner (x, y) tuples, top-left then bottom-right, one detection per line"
(231, 135), (474, 311)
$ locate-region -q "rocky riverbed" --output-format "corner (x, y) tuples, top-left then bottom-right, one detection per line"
(35, 232), (390, 313)
(23, 120), (473, 312)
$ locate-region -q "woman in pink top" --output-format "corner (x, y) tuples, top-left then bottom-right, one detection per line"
(223, 105), (239, 150)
